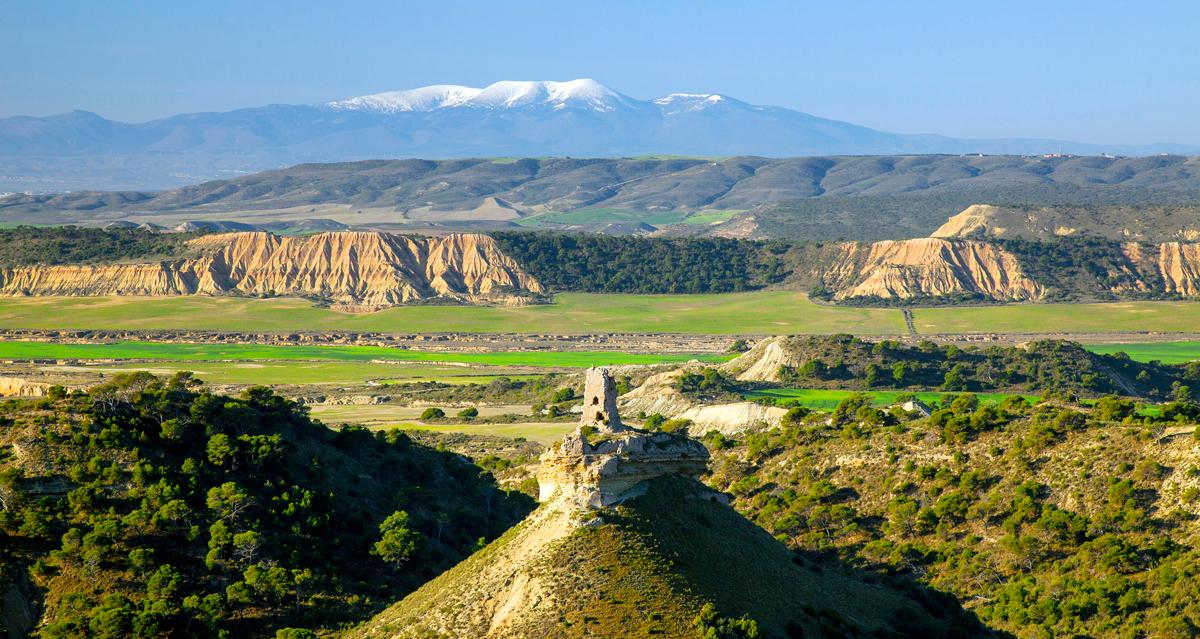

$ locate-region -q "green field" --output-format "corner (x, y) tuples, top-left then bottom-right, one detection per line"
(0, 340), (727, 368)
(1086, 341), (1200, 364)
(0, 293), (902, 334)
(56, 361), (522, 386)
(915, 301), (1200, 335)
(744, 388), (1039, 411)
(4, 294), (1200, 336)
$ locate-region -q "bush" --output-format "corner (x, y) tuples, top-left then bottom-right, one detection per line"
(456, 407), (479, 420)
(420, 407), (446, 420)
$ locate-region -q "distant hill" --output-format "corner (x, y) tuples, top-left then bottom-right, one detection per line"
(1, 79), (1197, 191)
(932, 203), (1200, 242)
(5, 155), (1200, 240)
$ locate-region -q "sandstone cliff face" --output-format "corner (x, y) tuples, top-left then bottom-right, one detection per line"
(0, 376), (55, 398)
(536, 429), (710, 507)
(930, 204), (1004, 238)
(0, 231), (542, 310)
(822, 238), (1044, 301)
(1154, 242), (1200, 296)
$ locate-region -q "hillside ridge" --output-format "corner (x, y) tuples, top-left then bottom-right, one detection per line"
(351, 368), (989, 638)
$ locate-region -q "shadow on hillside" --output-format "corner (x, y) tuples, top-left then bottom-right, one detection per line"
(614, 477), (1013, 639)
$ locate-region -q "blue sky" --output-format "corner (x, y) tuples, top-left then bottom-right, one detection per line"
(1, 1), (1196, 145)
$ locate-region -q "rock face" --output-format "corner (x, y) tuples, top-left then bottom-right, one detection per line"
(535, 428), (710, 507)
(1154, 242), (1200, 296)
(0, 231), (542, 310)
(0, 377), (55, 398)
(930, 204), (1005, 238)
(537, 368), (709, 507)
(823, 237), (1044, 301)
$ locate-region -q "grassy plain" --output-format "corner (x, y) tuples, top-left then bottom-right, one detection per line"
(0, 341), (725, 367)
(0, 293), (902, 334)
(3, 295), (1200, 337)
(1085, 341), (1200, 364)
(914, 301), (1200, 335)
(51, 361), (509, 386)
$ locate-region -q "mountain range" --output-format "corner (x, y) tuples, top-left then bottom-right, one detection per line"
(2, 79), (1197, 192)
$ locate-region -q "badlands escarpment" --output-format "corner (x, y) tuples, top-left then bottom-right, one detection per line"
(0, 231), (542, 309)
(821, 237), (1045, 301)
(1151, 242), (1200, 296)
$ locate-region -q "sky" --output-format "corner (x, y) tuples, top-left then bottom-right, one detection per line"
(1, 0), (1197, 145)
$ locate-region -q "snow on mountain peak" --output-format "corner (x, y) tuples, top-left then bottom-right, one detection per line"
(325, 85), (482, 113)
(653, 93), (732, 114)
(327, 79), (630, 113)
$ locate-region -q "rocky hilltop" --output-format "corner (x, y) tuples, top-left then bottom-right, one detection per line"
(351, 368), (986, 638)
(0, 231), (542, 310)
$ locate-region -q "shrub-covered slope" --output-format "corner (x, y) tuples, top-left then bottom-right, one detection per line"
(725, 336), (1194, 400)
(0, 373), (533, 638)
(706, 394), (1200, 638)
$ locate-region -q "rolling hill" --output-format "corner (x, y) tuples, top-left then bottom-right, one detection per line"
(5, 155), (1200, 241)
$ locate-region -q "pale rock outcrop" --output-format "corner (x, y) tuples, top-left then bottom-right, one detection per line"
(537, 367), (710, 508)
(1155, 242), (1200, 296)
(721, 337), (793, 382)
(824, 238), (1044, 301)
(619, 364), (784, 434)
(0, 231), (542, 310)
(673, 403), (785, 435)
(0, 377), (55, 398)
(930, 204), (1004, 238)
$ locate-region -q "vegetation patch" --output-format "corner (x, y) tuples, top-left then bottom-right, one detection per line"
(0, 373), (533, 637)
(0, 341), (728, 368)
(0, 227), (192, 266)
(707, 391), (1200, 639)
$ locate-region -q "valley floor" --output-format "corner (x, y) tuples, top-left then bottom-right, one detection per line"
(5, 292), (1200, 336)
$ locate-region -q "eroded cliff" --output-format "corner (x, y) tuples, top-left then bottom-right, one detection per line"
(820, 237), (1045, 302)
(0, 231), (543, 310)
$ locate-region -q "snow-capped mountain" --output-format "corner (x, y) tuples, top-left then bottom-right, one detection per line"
(1, 79), (1196, 191)
(327, 79), (641, 113)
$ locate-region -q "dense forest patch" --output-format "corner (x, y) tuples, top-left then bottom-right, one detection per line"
(0, 373), (532, 637)
(0, 227), (192, 266)
(491, 232), (794, 294)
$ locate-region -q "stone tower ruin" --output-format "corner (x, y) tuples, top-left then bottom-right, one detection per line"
(580, 367), (625, 432)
